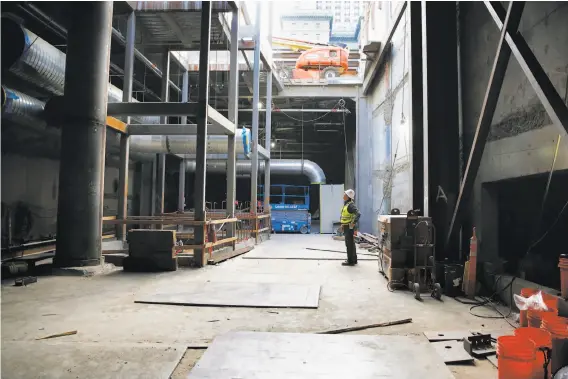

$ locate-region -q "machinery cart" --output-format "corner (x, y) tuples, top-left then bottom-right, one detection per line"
(378, 209), (442, 301)
(409, 219), (442, 301)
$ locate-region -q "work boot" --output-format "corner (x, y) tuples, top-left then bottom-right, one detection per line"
(342, 261), (355, 266)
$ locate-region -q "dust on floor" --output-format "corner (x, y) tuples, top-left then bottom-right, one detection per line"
(1, 234), (511, 378)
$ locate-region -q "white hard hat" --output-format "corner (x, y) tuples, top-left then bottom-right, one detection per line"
(344, 189), (355, 199)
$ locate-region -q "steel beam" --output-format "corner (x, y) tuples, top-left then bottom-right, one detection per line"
(250, 3), (261, 214)
(227, 7), (239, 240)
(258, 145), (270, 160)
(117, 10), (135, 241)
(181, 70), (189, 125)
(194, 2), (212, 267)
(264, 74), (273, 210)
(276, 85), (358, 99)
(421, 1), (429, 217)
(485, 1), (568, 137)
(447, 2), (525, 246)
(128, 124), (198, 135)
(208, 106), (236, 135)
(178, 159), (186, 212)
(160, 13), (192, 45)
(54, 2), (113, 267)
(107, 102), (198, 117)
(362, 2), (407, 96)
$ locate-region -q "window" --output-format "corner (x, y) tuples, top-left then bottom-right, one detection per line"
(330, 50), (338, 58)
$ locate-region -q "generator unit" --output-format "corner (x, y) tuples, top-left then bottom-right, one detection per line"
(378, 209), (441, 300)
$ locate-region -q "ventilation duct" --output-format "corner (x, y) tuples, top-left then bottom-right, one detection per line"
(185, 159), (326, 184)
(1, 85), (47, 131)
(2, 18), (158, 125)
(129, 128), (252, 156)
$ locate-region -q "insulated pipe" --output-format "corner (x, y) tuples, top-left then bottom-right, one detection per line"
(184, 159), (326, 184)
(1, 86), (47, 131)
(2, 18), (158, 124)
(128, 128), (252, 156)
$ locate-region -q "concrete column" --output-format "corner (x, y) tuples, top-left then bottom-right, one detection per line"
(227, 7), (239, 236)
(194, 2), (212, 267)
(117, 10), (135, 240)
(250, 2), (262, 214)
(54, 2), (113, 267)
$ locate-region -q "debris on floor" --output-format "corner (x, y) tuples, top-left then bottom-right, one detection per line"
(317, 318), (412, 334)
(15, 276), (37, 286)
(36, 330), (77, 340)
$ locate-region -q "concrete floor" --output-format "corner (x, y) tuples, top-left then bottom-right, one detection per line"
(1, 234), (513, 378)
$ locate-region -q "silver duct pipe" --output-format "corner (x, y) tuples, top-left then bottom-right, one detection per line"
(1, 86), (48, 131)
(185, 159), (326, 184)
(2, 19), (158, 124)
(129, 128), (252, 156)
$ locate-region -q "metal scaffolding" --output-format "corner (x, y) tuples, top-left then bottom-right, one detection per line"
(105, 1), (272, 267)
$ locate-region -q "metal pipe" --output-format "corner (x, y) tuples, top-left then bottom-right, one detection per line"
(1, 86), (48, 132)
(185, 159), (326, 184)
(2, 18), (159, 124)
(54, 1), (113, 267)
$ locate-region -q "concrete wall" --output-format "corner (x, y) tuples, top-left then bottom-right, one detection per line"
(1, 153), (135, 241)
(460, 2), (568, 262)
(357, 2), (412, 235)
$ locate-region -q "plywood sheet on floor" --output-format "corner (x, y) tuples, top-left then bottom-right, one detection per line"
(243, 250), (377, 261)
(187, 331), (455, 378)
(135, 282), (321, 309)
(1, 341), (185, 379)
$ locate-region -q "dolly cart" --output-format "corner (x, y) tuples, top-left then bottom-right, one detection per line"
(408, 218), (442, 301)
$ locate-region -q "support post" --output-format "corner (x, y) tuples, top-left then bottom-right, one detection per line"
(178, 68), (189, 214)
(54, 2), (113, 267)
(117, 10), (135, 241)
(421, 0), (429, 217)
(155, 51), (170, 225)
(263, 2), (273, 216)
(226, 7), (239, 244)
(250, 2), (261, 214)
(409, 1), (424, 212)
(181, 69), (189, 125)
(194, 2), (212, 267)
(178, 159), (185, 212)
(446, 2), (525, 246)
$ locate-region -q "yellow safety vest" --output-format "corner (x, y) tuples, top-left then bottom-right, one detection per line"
(340, 201), (355, 225)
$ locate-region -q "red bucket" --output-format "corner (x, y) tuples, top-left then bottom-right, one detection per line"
(497, 336), (536, 379)
(514, 327), (552, 379)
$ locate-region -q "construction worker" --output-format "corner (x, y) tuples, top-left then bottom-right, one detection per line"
(340, 189), (360, 266)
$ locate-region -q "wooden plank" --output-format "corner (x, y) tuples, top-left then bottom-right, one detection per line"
(207, 218), (238, 225)
(208, 237), (238, 248)
(102, 249), (128, 255)
(207, 246), (254, 265)
(102, 216), (117, 221)
(103, 219), (206, 226)
(257, 227), (270, 233)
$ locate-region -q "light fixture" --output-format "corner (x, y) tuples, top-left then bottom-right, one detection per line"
(258, 102), (264, 109)
(271, 141), (276, 148)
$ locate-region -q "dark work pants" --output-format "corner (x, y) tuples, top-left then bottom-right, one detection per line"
(343, 225), (357, 264)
